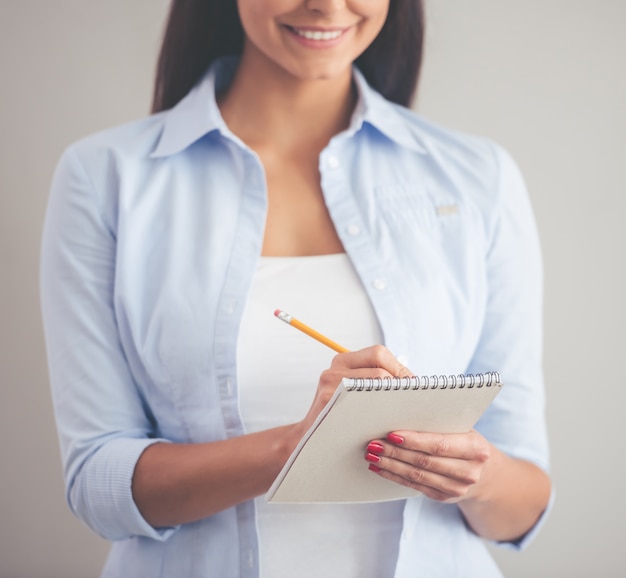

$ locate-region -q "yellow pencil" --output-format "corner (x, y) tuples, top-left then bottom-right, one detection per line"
(274, 309), (349, 353)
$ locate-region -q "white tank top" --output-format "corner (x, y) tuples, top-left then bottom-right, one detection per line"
(237, 254), (404, 578)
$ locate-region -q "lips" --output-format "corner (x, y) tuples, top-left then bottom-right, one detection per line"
(291, 28), (344, 41)
(284, 22), (352, 43)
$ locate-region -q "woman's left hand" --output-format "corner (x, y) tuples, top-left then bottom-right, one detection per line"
(364, 429), (493, 503)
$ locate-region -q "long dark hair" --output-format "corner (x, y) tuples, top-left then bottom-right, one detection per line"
(151, 0), (425, 113)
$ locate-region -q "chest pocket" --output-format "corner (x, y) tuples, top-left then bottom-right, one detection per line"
(374, 184), (464, 235)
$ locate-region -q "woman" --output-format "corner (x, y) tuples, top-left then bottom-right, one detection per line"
(40, 1), (552, 576)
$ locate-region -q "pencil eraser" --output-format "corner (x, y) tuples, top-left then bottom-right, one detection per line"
(274, 309), (281, 317)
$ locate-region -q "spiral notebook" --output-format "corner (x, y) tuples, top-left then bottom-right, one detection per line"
(267, 372), (502, 503)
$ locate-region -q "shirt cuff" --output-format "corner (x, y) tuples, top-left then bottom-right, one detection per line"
(70, 437), (179, 542)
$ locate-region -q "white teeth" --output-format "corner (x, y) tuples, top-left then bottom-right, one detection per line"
(294, 28), (343, 41)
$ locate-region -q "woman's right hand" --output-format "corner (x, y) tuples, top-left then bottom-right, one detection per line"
(294, 345), (414, 440)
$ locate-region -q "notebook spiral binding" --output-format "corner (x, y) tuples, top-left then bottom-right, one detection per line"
(345, 371), (501, 392)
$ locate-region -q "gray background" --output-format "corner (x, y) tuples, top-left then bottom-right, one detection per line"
(1, 1), (624, 577)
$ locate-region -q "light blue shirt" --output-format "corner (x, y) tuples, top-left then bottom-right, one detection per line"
(41, 57), (551, 578)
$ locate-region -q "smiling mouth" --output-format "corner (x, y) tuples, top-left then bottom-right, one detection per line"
(290, 28), (345, 41)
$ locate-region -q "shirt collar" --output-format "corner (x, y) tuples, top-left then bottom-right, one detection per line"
(151, 57), (239, 158)
(151, 57), (427, 158)
(350, 67), (427, 154)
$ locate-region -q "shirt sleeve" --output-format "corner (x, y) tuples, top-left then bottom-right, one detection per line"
(40, 145), (177, 542)
(466, 143), (554, 550)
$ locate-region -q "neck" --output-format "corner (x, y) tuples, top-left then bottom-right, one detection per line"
(217, 51), (356, 153)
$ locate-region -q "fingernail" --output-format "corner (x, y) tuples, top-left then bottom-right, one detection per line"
(366, 442), (384, 454)
(387, 433), (404, 445)
(368, 464), (382, 472)
(365, 452), (381, 463)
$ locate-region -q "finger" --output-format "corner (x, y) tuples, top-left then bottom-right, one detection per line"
(331, 345), (413, 377)
(368, 461), (472, 503)
(385, 430), (490, 462)
(318, 366), (396, 389)
(366, 443), (483, 486)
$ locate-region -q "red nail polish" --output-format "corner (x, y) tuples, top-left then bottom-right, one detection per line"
(365, 452), (381, 463)
(368, 463), (382, 472)
(367, 442), (384, 454)
(387, 433), (404, 445)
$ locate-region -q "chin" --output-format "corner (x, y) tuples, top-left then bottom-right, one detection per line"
(284, 60), (352, 83)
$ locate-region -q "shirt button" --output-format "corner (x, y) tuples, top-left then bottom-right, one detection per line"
(327, 155), (340, 168)
(247, 549), (255, 568)
(225, 301), (236, 314)
(373, 279), (387, 291)
(347, 224), (360, 236)
(226, 376), (234, 396)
